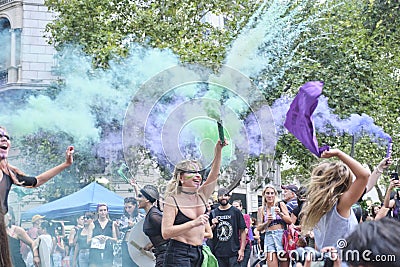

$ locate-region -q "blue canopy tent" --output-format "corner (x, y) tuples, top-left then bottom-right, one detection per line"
(21, 182), (124, 220)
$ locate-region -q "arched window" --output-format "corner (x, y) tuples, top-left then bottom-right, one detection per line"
(0, 17), (11, 85)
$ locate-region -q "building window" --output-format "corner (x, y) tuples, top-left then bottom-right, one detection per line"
(0, 17), (11, 86)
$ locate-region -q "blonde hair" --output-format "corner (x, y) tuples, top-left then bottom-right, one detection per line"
(257, 184), (280, 224)
(301, 160), (353, 232)
(164, 160), (202, 198)
(262, 184), (279, 207)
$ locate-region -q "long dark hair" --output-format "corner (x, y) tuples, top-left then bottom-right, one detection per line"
(124, 197), (138, 218)
(0, 207), (13, 266)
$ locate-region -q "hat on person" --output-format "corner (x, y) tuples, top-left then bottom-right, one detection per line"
(31, 215), (45, 223)
(140, 185), (160, 203)
(217, 187), (230, 197)
(281, 184), (298, 194)
(296, 186), (307, 199)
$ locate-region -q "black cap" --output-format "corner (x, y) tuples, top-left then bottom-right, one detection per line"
(140, 185), (159, 203)
(217, 187), (230, 197)
(281, 184), (298, 194)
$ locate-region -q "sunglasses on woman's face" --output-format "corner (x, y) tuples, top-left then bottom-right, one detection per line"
(83, 216), (93, 220)
(177, 168), (204, 175)
(264, 191), (275, 196)
(183, 170), (200, 174)
(0, 133), (10, 140)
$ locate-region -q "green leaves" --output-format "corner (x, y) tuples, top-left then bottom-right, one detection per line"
(279, 1), (400, 195)
(45, 0), (261, 68)
(43, 0), (399, 196)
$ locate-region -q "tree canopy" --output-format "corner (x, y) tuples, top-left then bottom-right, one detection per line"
(276, 0), (400, 195)
(36, 0), (400, 200)
(45, 0), (261, 68)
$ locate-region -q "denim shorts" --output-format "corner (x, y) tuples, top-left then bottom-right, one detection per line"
(264, 229), (284, 252)
(163, 239), (203, 267)
(78, 249), (90, 267)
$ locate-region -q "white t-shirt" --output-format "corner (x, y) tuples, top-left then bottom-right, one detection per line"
(38, 234), (53, 267)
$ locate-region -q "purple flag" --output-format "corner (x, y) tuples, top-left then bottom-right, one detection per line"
(284, 81), (329, 157)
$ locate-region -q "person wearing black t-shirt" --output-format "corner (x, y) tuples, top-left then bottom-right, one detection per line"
(137, 185), (169, 267)
(291, 186), (312, 248)
(209, 188), (246, 267)
(0, 126), (74, 214)
(291, 186), (307, 227)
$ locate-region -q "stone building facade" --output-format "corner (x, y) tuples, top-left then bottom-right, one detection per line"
(0, 0), (58, 91)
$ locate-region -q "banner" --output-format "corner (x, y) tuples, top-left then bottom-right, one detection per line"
(284, 81), (329, 157)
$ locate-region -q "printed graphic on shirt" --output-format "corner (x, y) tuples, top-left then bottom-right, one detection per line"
(217, 220), (233, 241)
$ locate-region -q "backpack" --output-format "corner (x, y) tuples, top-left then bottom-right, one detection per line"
(248, 225), (254, 241)
(282, 224), (299, 253)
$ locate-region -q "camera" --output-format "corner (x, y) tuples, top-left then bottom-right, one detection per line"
(293, 247), (334, 267)
(391, 172), (399, 181)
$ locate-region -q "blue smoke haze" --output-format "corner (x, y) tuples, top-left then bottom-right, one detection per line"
(0, 0), (391, 178)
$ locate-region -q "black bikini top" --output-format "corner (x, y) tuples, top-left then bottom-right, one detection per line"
(172, 195), (207, 225)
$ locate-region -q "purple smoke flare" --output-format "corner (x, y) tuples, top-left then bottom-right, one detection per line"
(386, 139), (393, 158)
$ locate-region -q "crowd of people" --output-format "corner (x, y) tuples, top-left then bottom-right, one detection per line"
(1, 124), (400, 267)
